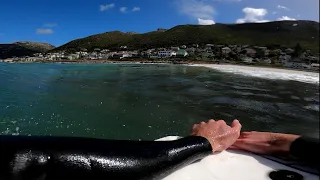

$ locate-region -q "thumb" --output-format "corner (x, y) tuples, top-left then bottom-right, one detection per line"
(231, 119), (242, 132)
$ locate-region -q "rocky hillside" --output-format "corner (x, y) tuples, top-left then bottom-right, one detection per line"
(0, 42), (55, 59)
(53, 20), (319, 53)
(13, 42), (55, 52)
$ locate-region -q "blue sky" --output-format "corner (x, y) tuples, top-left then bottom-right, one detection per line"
(0, 0), (319, 46)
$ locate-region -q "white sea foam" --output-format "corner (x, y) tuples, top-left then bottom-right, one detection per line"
(188, 64), (319, 84)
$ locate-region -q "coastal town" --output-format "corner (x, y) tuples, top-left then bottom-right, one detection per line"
(1, 43), (319, 71)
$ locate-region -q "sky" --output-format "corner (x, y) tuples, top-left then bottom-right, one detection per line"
(0, 0), (319, 46)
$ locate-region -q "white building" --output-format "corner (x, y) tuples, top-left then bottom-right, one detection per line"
(280, 55), (292, 64)
(3, 59), (14, 63)
(171, 47), (180, 51)
(121, 53), (132, 59)
(205, 44), (214, 50)
(157, 51), (176, 58)
(180, 45), (187, 49)
(311, 63), (319, 70)
(222, 47), (232, 54)
(241, 57), (253, 63)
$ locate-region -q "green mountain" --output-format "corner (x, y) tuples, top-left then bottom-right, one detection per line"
(0, 42), (55, 59)
(53, 20), (319, 53)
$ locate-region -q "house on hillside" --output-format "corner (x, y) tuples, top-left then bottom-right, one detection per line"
(245, 48), (257, 57)
(205, 44), (214, 50)
(3, 58), (14, 63)
(101, 49), (110, 53)
(112, 52), (132, 59)
(236, 47), (242, 53)
(241, 57), (253, 63)
(280, 55), (292, 64)
(180, 45), (187, 49)
(264, 50), (270, 56)
(222, 47), (232, 54)
(171, 47), (180, 51)
(285, 48), (294, 54)
(157, 51), (176, 58)
(176, 50), (188, 57)
(257, 46), (267, 51)
(26, 57), (42, 62)
(186, 47), (196, 54)
(311, 63), (319, 71)
(68, 54), (80, 60)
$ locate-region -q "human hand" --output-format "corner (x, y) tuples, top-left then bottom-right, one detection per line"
(191, 120), (242, 152)
(231, 131), (300, 155)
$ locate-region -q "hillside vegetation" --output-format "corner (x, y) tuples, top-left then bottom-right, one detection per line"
(0, 42), (55, 59)
(13, 42), (55, 52)
(54, 20), (319, 53)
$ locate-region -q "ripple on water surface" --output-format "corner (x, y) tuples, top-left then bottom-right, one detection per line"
(0, 63), (319, 139)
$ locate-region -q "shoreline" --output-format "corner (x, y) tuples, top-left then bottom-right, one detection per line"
(3, 60), (319, 84)
(8, 59), (319, 73)
(189, 64), (319, 84)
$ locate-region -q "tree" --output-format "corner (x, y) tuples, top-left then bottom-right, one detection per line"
(255, 49), (265, 58)
(293, 43), (304, 57)
(228, 52), (239, 61)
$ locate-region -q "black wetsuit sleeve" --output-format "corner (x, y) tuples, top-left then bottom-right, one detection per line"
(290, 136), (319, 165)
(0, 135), (212, 180)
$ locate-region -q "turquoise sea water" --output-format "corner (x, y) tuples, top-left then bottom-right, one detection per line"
(0, 63), (319, 140)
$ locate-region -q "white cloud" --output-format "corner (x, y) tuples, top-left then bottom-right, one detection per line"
(120, 7), (127, 13)
(277, 5), (289, 11)
(272, 11), (277, 15)
(44, 23), (57, 27)
(36, 28), (53, 35)
(277, 16), (296, 21)
(176, 0), (215, 23)
(100, 4), (115, 12)
(198, 18), (215, 25)
(236, 7), (269, 23)
(132, 7), (140, 12)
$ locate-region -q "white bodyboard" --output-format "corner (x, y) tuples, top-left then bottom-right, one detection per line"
(157, 136), (318, 180)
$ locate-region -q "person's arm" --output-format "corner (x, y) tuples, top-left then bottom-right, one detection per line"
(290, 136), (319, 164)
(0, 135), (211, 180)
(232, 132), (319, 165)
(0, 119), (241, 180)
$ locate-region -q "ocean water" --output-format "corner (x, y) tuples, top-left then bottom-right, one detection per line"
(0, 63), (319, 140)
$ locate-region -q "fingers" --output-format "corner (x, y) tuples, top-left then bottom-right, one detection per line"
(208, 119), (215, 123)
(231, 119), (242, 132)
(192, 124), (198, 131)
(216, 120), (227, 126)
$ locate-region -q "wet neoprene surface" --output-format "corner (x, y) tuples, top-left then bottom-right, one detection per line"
(290, 136), (319, 165)
(1, 135), (318, 180)
(0, 135), (212, 180)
